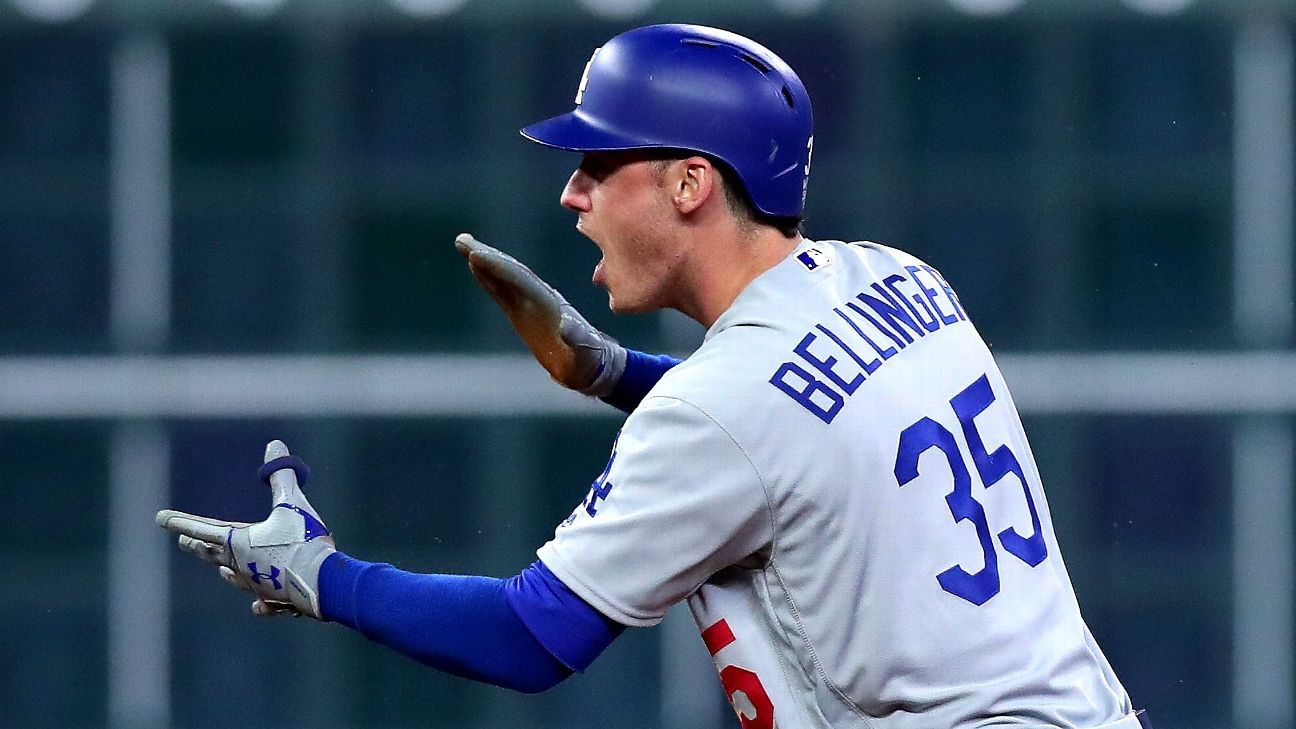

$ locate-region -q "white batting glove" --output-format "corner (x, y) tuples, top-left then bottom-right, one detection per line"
(455, 232), (626, 398)
(156, 440), (337, 619)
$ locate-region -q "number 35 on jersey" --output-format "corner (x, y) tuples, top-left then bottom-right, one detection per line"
(894, 374), (1049, 606)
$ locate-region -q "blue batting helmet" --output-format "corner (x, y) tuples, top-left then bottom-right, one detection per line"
(520, 24), (814, 219)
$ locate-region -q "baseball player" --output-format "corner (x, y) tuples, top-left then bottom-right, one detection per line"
(158, 24), (1150, 728)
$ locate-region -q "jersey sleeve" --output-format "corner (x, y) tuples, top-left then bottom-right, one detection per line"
(537, 395), (773, 627)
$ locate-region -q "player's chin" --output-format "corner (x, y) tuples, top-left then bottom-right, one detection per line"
(605, 290), (655, 315)
(604, 288), (625, 313)
(602, 286), (629, 314)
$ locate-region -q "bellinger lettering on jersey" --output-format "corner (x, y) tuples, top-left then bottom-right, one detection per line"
(770, 251), (970, 423)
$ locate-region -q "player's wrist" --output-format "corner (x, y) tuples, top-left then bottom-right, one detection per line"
(285, 539), (338, 619)
(599, 350), (683, 413)
(317, 550), (369, 627)
(578, 338), (627, 398)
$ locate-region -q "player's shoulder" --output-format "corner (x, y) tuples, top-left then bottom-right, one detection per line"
(774, 237), (949, 289)
(637, 236), (966, 424)
(640, 342), (749, 404)
(839, 238), (939, 270)
(637, 321), (789, 428)
(611, 363), (749, 461)
(639, 239), (912, 404)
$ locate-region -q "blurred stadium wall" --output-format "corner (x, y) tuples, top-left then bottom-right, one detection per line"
(0, 0), (1292, 727)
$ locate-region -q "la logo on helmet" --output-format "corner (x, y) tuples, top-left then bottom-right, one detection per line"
(802, 135), (814, 203)
(575, 47), (602, 105)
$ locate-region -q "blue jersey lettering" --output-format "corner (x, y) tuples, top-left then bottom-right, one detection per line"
(769, 361), (845, 424)
(885, 274), (940, 333)
(769, 263), (972, 423)
(794, 331), (867, 394)
(907, 265), (959, 326)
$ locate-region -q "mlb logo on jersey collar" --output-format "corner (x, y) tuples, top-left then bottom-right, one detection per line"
(797, 246), (831, 271)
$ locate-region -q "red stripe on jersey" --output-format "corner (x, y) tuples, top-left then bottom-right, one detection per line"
(702, 618), (736, 656)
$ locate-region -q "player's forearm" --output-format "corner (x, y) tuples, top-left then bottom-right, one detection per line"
(319, 553), (572, 693)
(600, 349), (683, 413)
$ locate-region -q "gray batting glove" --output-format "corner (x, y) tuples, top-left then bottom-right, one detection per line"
(156, 440), (336, 620)
(455, 232), (626, 398)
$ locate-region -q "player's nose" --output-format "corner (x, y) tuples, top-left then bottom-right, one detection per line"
(560, 168), (593, 213)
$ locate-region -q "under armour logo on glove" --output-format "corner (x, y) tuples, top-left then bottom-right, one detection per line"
(246, 562), (283, 591)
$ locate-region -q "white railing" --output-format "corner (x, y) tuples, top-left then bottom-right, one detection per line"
(1, 351), (1293, 419)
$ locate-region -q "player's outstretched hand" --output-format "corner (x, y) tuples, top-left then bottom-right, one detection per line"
(156, 440), (337, 619)
(455, 232), (626, 397)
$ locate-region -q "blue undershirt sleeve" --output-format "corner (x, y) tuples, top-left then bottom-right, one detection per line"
(318, 552), (624, 693)
(504, 560), (626, 672)
(601, 349), (683, 413)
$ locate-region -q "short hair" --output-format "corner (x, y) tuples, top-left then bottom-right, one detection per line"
(712, 160), (803, 238)
(652, 154), (803, 238)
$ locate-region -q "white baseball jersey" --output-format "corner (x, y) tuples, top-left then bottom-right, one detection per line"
(538, 239), (1138, 728)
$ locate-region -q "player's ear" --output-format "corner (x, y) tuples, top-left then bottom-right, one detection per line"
(670, 156), (715, 215)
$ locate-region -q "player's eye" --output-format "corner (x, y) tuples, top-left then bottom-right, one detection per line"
(579, 154), (612, 181)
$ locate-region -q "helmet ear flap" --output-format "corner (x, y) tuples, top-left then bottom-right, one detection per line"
(519, 23), (814, 220)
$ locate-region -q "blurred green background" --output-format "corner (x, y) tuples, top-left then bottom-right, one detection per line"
(0, 0), (1291, 728)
